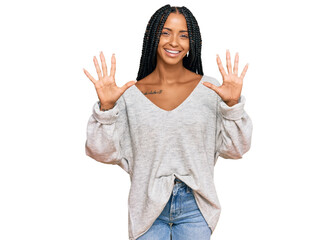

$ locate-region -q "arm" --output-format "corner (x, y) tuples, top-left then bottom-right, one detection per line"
(85, 95), (132, 174)
(215, 94), (253, 160)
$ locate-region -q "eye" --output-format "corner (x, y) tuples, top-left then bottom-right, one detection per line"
(161, 31), (169, 36)
(181, 34), (189, 38)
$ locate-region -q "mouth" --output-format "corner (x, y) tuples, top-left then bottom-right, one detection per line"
(164, 49), (182, 57)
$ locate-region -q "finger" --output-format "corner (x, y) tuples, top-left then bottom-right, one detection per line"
(233, 52), (239, 75)
(120, 80), (137, 92)
(93, 56), (103, 80)
(110, 53), (116, 80)
(100, 51), (108, 77)
(216, 54), (227, 80)
(240, 63), (249, 80)
(83, 68), (97, 84)
(226, 49), (232, 75)
(201, 81), (220, 95)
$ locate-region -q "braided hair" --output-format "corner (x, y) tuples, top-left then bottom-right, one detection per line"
(136, 5), (203, 81)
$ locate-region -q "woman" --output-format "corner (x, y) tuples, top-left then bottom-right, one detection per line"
(84, 4), (252, 240)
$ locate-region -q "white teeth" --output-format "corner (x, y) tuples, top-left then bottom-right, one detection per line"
(165, 49), (180, 54)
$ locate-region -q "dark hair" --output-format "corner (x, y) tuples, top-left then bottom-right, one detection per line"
(136, 4), (203, 81)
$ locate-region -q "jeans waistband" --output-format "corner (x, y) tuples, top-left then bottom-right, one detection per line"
(173, 178), (192, 193)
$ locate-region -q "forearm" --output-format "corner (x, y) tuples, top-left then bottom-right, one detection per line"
(216, 95), (253, 159)
(85, 101), (121, 163)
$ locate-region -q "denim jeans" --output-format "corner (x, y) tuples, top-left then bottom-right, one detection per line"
(136, 178), (212, 240)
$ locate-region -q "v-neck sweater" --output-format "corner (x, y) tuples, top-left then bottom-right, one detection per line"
(85, 74), (253, 240)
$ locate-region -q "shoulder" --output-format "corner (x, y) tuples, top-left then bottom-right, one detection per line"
(121, 80), (137, 100)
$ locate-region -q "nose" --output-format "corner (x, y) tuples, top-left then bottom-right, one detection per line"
(169, 34), (179, 47)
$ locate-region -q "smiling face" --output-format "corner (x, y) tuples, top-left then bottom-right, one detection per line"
(156, 13), (190, 65)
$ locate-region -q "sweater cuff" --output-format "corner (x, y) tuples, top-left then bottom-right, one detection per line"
(218, 95), (246, 120)
(92, 101), (119, 124)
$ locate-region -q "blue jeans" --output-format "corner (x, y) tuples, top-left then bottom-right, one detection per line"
(136, 178), (212, 240)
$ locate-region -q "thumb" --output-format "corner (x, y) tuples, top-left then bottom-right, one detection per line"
(202, 81), (220, 95)
(121, 81), (137, 92)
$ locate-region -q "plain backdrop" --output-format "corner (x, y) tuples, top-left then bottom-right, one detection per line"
(1, 0), (335, 239)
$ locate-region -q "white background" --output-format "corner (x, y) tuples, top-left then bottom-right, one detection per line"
(1, 0), (335, 239)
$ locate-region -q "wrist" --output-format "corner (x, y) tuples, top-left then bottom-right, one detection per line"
(99, 101), (116, 111)
(224, 100), (239, 107)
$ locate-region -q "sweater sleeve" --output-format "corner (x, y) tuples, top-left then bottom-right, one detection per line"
(215, 94), (253, 160)
(85, 95), (132, 174)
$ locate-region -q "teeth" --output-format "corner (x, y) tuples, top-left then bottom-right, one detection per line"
(165, 49), (180, 54)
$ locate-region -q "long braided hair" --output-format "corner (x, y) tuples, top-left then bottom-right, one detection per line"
(136, 4), (203, 81)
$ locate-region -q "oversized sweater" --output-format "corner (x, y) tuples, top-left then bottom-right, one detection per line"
(85, 74), (253, 240)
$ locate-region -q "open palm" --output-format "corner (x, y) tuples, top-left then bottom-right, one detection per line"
(203, 49), (249, 106)
(83, 51), (136, 110)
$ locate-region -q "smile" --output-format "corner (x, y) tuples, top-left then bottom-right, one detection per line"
(164, 49), (182, 57)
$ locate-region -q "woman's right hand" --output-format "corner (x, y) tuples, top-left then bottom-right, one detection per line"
(83, 51), (136, 110)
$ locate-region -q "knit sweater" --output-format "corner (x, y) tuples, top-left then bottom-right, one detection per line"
(85, 74), (253, 240)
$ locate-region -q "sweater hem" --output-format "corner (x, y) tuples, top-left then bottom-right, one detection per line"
(129, 181), (176, 240)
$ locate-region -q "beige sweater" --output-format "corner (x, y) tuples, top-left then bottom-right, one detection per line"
(85, 74), (253, 239)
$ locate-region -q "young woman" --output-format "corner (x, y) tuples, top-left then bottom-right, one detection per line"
(84, 4), (252, 240)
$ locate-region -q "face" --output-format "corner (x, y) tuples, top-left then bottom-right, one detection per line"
(156, 13), (190, 65)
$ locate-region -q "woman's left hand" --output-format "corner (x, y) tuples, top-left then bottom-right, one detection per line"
(202, 49), (249, 107)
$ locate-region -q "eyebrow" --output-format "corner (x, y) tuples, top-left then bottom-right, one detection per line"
(163, 27), (188, 33)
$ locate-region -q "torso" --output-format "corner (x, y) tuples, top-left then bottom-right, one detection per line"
(135, 72), (203, 111)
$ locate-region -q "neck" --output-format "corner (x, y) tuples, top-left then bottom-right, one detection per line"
(151, 58), (188, 85)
